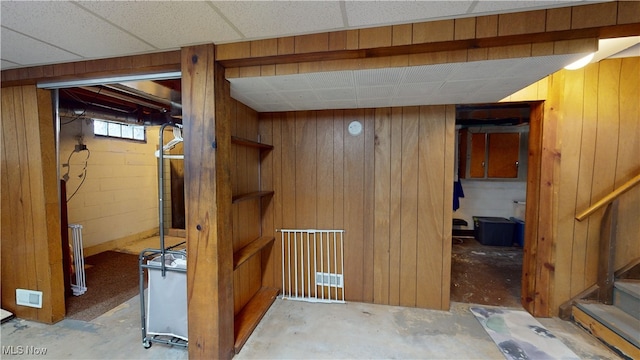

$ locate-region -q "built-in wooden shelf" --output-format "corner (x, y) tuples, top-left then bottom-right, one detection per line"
(232, 191), (274, 204)
(231, 136), (274, 150)
(234, 286), (279, 354)
(233, 236), (275, 270)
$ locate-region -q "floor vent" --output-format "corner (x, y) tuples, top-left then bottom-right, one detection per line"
(279, 229), (345, 303)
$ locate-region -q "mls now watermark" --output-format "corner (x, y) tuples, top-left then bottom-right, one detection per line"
(2, 345), (48, 356)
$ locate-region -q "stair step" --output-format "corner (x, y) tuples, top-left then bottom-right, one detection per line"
(574, 302), (640, 358)
(615, 280), (640, 321)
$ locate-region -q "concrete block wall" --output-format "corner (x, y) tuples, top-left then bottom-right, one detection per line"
(60, 118), (160, 248)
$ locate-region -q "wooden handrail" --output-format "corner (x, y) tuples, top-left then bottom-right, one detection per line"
(576, 173), (640, 221)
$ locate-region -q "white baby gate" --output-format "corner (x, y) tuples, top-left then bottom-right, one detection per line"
(69, 224), (87, 296)
(279, 229), (345, 303)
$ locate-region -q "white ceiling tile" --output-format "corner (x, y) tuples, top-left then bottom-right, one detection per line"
(0, 27), (81, 66)
(0, 1), (155, 58)
(471, 0), (586, 15)
(265, 75), (313, 91)
(75, 1), (241, 48)
(345, 1), (473, 27)
(306, 71), (354, 89)
(355, 68), (405, 87)
(358, 98), (392, 108)
(396, 82), (444, 97)
(403, 64), (459, 83)
(357, 85), (396, 100)
(279, 90), (319, 102)
(315, 88), (357, 101)
(213, 1), (344, 39)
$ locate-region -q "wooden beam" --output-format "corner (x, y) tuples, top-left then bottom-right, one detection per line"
(183, 44), (234, 360)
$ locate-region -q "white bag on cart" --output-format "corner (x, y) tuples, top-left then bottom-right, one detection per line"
(146, 252), (188, 341)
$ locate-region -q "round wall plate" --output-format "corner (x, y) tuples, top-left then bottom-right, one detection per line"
(348, 121), (363, 136)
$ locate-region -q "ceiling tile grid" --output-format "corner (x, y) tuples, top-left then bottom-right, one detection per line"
(74, 1), (241, 49)
(1, 1), (155, 59)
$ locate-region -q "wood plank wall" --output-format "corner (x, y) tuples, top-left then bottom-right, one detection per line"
(508, 57), (640, 315)
(259, 105), (455, 309)
(228, 84), (264, 315)
(1, 86), (65, 323)
(217, 1), (640, 76)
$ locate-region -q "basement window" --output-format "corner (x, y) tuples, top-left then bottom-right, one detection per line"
(93, 119), (146, 142)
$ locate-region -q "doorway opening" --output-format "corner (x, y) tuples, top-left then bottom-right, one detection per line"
(42, 73), (186, 320)
(450, 102), (531, 308)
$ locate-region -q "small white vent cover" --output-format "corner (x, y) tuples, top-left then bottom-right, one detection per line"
(16, 289), (43, 308)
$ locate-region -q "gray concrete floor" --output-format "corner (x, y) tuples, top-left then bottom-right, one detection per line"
(0, 236), (619, 359)
(1, 295), (618, 360)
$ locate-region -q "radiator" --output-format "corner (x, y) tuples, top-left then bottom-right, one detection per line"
(69, 224), (87, 296)
(279, 229), (345, 303)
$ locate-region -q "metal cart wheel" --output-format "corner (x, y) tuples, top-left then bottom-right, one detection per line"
(143, 340), (152, 349)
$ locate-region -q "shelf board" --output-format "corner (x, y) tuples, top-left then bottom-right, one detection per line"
(234, 286), (279, 354)
(234, 236), (275, 270)
(232, 191), (274, 204)
(231, 136), (274, 150)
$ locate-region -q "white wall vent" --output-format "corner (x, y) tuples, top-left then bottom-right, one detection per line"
(16, 289), (43, 308)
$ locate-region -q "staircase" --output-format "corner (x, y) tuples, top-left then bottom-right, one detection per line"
(572, 278), (640, 359)
(569, 174), (640, 360)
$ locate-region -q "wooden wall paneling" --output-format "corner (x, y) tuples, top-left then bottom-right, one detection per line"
(333, 111), (345, 231)
(614, 58), (640, 267)
(295, 111), (317, 229)
(1, 87), (31, 319)
(618, 1), (640, 25)
(11, 87), (39, 320)
(388, 108), (403, 306)
(536, 71), (564, 317)
(182, 45), (234, 360)
(556, 68), (583, 303)
(574, 63), (599, 291)
(0, 86), (63, 322)
(454, 18), (476, 40)
(586, 59), (622, 285)
(373, 108), (391, 304)
(316, 111), (335, 228)
(546, 7), (572, 32)
(522, 102), (544, 313)
(281, 113), (297, 229)
(571, 2), (618, 29)
(271, 114), (284, 288)
(34, 87), (64, 322)
(359, 26), (392, 49)
(399, 107), (420, 307)
(441, 105), (455, 309)
(295, 33), (329, 54)
(258, 114), (275, 288)
(412, 20), (455, 43)
(392, 24), (413, 46)
(416, 106), (445, 309)
(343, 109), (365, 302)
(362, 109), (376, 303)
(498, 10), (546, 36)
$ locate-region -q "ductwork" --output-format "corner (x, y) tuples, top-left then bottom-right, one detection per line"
(58, 100), (174, 125)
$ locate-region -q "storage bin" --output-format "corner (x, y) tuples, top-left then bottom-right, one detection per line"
(473, 216), (515, 246)
(510, 217), (525, 247)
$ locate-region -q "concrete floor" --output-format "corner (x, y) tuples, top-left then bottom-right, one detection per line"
(2, 295), (618, 359)
(0, 235), (619, 359)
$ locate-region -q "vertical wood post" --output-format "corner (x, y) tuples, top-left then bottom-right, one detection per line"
(597, 200), (618, 304)
(182, 44), (234, 360)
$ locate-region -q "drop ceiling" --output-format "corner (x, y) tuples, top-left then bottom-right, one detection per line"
(2, 1), (638, 113)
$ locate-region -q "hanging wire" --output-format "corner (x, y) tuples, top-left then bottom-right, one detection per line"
(65, 148), (91, 202)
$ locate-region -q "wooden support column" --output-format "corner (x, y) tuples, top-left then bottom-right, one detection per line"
(182, 44), (234, 360)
